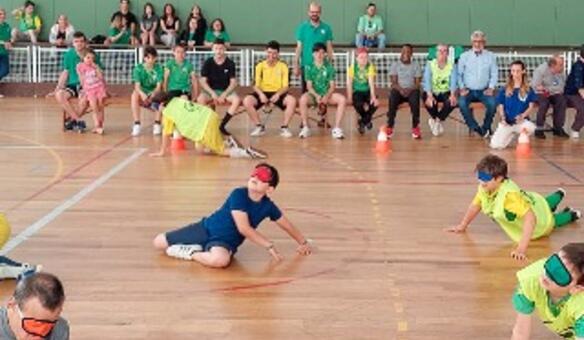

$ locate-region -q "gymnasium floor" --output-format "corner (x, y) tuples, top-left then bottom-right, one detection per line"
(0, 98), (582, 339)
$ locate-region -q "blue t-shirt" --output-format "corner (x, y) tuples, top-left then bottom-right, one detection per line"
(202, 187), (282, 252)
(496, 87), (537, 124)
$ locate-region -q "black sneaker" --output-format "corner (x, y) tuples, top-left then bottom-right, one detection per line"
(366, 121), (373, 130)
(535, 130), (546, 139)
(553, 129), (570, 138)
(73, 120), (86, 133)
(570, 208), (582, 221)
(473, 126), (483, 137)
(357, 120), (365, 135)
(64, 118), (75, 131)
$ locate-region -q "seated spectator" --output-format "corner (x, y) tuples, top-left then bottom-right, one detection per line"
(163, 44), (198, 101)
(49, 15), (75, 47)
(160, 3), (179, 47)
(0, 272), (69, 339)
(490, 60), (537, 150)
(180, 17), (199, 50)
(346, 47), (378, 134)
(110, 0), (138, 40)
(185, 5), (206, 47)
(204, 18), (230, 48)
(422, 43), (458, 137)
(383, 44), (422, 139)
(105, 13), (133, 46)
(10, 1), (41, 44)
(299, 42), (347, 139)
(131, 46), (163, 136)
(197, 39), (239, 135)
(355, 3), (385, 50)
(139, 2), (158, 46)
(243, 40), (297, 138)
(0, 8), (11, 98)
(562, 45), (584, 140)
(531, 55), (569, 139)
(427, 44), (464, 63)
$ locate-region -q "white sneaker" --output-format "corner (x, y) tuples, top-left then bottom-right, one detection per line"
(570, 129), (580, 139)
(428, 118), (438, 136)
(280, 127), (293, 138)
(331, 127), (345, 139)
(165, 244), (203, 260)
(437, 120), (444, 135)
(246, 147), (267, 159)
(153, 123), (162, 136)
(228, 147), (251, 158)
(131, 123), (141, 136)
(0, 263), (41, 280)
(250, 125), (266, 137)
(298, 126), (311, 138)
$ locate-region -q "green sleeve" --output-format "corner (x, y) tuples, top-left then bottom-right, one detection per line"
(222, 31), (231, 42)
(295, 23), (303, 42)
(304, 65), (312, 81)
(62, 53), (71, 71)
(575, 316), (584, 338)
(328, 64), (336, 82)
(132, 65), (141, 84)
(357, 16), (365, 32)
(204, 31), (213, 42)
(326, 24), (333, 41)
(512, 287), (535, 315)
(376, 16), (384, 31)
(156, 65), (164, 82)
(108, 27), (117, 37)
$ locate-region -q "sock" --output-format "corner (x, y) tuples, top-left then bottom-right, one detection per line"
(281, 125), (288, 129)
(134, 121), (140, 125)
(219, 113), (233, 135)
(154, 120), (161, 125)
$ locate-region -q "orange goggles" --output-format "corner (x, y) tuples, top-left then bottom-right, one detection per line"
(17, 306), (57, 338)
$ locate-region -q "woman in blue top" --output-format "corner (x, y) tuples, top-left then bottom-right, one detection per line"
(490, 60), (537, 149)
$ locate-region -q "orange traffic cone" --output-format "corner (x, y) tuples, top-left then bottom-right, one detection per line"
(516, 128), (531, 157)
(375, 126), (391, 154)
(171, 130), (186, 151)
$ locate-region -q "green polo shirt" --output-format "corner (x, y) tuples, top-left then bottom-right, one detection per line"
(165, 59), (195, 92)
(295, 20), (333, 67)
(133, 63), (163, 95)
(305, 61), (335, 96)
(0, 22), (10, 56)
(204, 30), (231, 43)
(108, 27), (131, 45)
(62, 48), (104, 86)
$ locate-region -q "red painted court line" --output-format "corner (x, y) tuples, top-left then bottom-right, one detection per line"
(210, 267), (336, 293)
(285, 207), (333, 220)
(8, 134), (135, 212)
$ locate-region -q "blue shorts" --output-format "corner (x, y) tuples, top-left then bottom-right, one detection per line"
(165, 220), (234, 253)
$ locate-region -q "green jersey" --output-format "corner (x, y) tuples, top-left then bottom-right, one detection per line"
(133, 63), (163, 95)
(108, 27), (130, 45)
(0, 23), (10, 56)
(305, 61), (335, 96)
(165, 59), (195, 92)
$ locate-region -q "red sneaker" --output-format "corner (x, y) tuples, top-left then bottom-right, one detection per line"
(411, 126), (422, 139)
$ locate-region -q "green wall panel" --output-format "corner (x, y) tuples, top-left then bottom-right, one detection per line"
(469, 0), (513, 46)
(386, 0), (428, 45)
(428, 0), (469, 45)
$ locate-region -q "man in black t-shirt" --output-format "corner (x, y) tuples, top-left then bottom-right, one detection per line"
(110, 0), (138, 43)
(197, 39), (241, 135)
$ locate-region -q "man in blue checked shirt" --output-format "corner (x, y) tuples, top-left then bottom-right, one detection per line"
(457, 30), (498, 138)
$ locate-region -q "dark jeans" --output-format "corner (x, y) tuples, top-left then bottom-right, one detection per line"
(536, 93), (566, 130)
(565, 95), (584, 131)
(0, 54), (9, 81)
(387, 88), (420, 128)
(352, 91), (377, 124)
(422, 91), (455, 121)
(458, 89), (496, 133)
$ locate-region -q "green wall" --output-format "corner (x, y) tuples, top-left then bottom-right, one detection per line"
(1, 0), (583, 46)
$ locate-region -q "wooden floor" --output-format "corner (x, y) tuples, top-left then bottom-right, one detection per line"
(0, 98), (582, 339)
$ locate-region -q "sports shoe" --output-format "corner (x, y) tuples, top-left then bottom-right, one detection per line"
(366, 121), (373, 130)
(166, 244), (203, 260)
(298, 126), (311, 138)
(557, 188), (566, 199)
(382, 126), (394, 139)
(357, 120), (365, 135)
(331, 127), (345, 139)
(0, 262), (41, 281)
(570, 208), (582, 221)
(553, 129), (569, 138)
(436, 120), (444, 135)
(250, 125), (266, 137)
(534, 130), (546, 139)
(246, 147), (267, 159)
(280, 127), (293, 138)
(152, 123), (162, 136)
(228, 147), (251, 158)
(64, 118), (75, 131)
(570, 129), (580, 139)
(73, 120), (86, 133)
(411, 126), (422, 140)
(131, 123), (141, 136)
(428, 118), (437, 136)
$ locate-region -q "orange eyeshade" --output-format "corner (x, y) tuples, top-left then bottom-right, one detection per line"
(22, 318), (57, 338)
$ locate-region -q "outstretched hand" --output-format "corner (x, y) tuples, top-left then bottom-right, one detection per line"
(296, 242), (313, 255)
(444, 224), (466, 233)
(268, 246), (284, 262)
(511, 249), (528, 261)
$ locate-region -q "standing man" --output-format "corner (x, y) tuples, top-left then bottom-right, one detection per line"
(110, 0), (138, 45)
(531, 55), (569, 139)
(563, 45), (584, 140)
(294, 2), (334, 92)
(457, 30), (498, 137)
(355, 2), (386, 50)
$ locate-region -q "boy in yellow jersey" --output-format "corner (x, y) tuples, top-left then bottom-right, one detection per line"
(243, 40), (297, 138)
(446, 154), (580, 261)
(511, 243), (584, 339)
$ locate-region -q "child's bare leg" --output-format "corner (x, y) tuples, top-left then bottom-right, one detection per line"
(282, 95), (297, 126)
(88, 98), (99, 129)
(152, 233), (169, 250)
(299, 93), (310, 127)
(97, 98), (105, 129)
(131, 91), (141, 122)
(192, 247), (231, 268)
(330, 93), (347, 129)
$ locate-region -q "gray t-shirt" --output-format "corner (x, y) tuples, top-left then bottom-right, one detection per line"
(390, 60), (422, 89)
(531, 62), (565, 95)
(0, 306), (70, 340)
(142, 14), (159, 32)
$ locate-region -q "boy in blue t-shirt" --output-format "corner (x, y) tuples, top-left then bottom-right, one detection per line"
(153, 163), (313, 268)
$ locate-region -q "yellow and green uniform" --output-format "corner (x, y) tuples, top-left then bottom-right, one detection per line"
(513, 259), (584, 339)
(108, 27), (131, 45)
(305, 61), (335, 96)
(347, 62), (376, 92)
(472, 179), (554, 242)
(62, 48), (103, 87)
(0, 22), (10, 55)
(255, 60), (289, 92)
(16, 11), (41, 32)
(429, 59), (454, 94)
(132, 63), (163, 95)
(165, 59), (195, 93)
(162, 98), (224, 154)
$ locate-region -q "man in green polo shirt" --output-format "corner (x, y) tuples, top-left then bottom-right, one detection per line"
(54, 31), (104, 132)
(0, 8), (12, 98)
(131, 46), (163, 136)
(294, 1), (334, 92)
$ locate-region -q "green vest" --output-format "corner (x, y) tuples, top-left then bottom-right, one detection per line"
(517, 259), (584, 339)
(429, 60), (453, 94)
(19, 13), (39, 31)
(476, 179), (554, 242)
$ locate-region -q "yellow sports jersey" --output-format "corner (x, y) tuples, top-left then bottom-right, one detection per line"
(255, 60), (289, 92)
(472, 191), (531, 218)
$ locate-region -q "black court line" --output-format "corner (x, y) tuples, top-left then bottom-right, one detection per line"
(536, 153), (582, 184)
